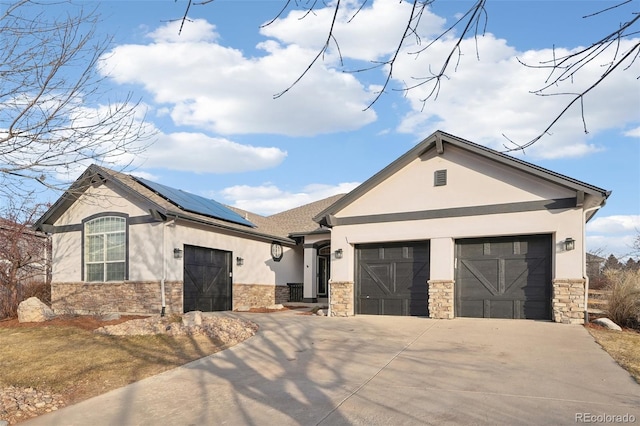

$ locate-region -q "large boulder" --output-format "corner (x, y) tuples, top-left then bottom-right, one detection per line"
(593, 317), (622, 331)
(17, 297), (55, 323)
(182, 311), (203, 327)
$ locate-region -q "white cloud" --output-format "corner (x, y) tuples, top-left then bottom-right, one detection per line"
(586, 215), (640, 234)
(99, 1), (639, 159)
(586, 215), (639, 258)
(100, 19), (377, 137)
(217, 182), (360, 215)
(138, 131), (287, 173)
(394, 35), (640, 159)
(146, 19), (219, 43)
(260, 0), (446, 61)
(623, 127), (640, 138)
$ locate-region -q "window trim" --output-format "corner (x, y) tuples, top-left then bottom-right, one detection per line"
(81, 212), (129, 282)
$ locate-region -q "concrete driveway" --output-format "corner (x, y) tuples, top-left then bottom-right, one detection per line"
(25, 312), (639, 426)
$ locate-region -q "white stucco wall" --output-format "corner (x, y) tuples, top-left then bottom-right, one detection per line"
(49, 181), (302, 286)
(330, 208), (584, 283)
(329, 146), (587, 285)
(339, 145), (576, 217)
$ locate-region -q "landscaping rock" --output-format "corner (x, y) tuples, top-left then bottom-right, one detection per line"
(182, 311), (203, 327)
(100, 313), (121, 321)
(316, 309), (326, 316)
(267, 304), (284, 310)
(0, 386), (65, 425)
(94, 314), (258, 343)
(17, 297), (55, 323)
(593, 317), (622, 331)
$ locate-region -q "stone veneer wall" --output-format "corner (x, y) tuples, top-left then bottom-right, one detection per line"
(52, 281), (183, 315)
(428, 280), (454, 319)
(552, 278), (586, 324)
(233, 284), (288, 309)
(329, 281), (354, 317)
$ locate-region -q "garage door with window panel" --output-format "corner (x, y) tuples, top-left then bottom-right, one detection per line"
(183, 245), (232, 312)
(456, 235), (552, 319)
(356, 241), (430, 316)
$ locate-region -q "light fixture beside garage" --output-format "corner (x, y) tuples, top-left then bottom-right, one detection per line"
(334, 248), (343, 259)
(564, 237), (575, 251)
(173, 248), (183, 259)
(236, 257), (244, 266)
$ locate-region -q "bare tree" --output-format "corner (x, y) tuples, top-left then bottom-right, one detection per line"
(0, 198), (50, 319)
(0, 0), (151, 199)
(177, 0), (638, 152)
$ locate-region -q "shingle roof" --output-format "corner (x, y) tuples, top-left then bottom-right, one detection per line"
(35, 164), (342, 245)
(268, 194), (345, 235)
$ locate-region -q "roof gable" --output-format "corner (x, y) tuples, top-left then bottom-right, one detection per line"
(35, 164), (345, 243)
(314, 131), (610, 225)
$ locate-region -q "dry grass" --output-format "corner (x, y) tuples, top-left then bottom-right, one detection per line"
(0, 319), (234, 404)
(587, 325), (640, 384)
(604, 269), (640, 330)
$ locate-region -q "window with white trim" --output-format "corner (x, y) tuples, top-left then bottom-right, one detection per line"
(84, 216), (126, 282)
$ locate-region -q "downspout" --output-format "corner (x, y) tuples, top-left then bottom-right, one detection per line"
(160, 220), (167, 317)
(583, 205), (602, 324)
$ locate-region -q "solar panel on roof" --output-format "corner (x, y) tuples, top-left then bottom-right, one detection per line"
(135, 177), (255, 228)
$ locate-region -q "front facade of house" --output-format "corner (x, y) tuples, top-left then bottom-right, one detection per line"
(35, 131), (609, 324)
(314, 132), (609, 324)
(35, 168), (312, 316)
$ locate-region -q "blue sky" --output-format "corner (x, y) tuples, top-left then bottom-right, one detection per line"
(45, 0), (640, 257)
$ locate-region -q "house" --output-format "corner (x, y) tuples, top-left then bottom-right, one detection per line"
(34, 131), (610, 324)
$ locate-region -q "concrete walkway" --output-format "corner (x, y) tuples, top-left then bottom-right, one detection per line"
(25, 312), (640, 425)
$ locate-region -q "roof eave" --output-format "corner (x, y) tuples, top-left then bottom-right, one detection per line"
(313, 130), (611, 223)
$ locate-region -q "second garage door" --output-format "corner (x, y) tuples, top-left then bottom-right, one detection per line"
(356, 241), (430, 316)
(456, 235), (552, 319)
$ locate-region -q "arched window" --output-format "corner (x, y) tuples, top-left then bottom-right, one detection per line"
(84, 215), (127, 282)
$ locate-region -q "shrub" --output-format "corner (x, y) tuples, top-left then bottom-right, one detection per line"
(605, 269), (640, 330)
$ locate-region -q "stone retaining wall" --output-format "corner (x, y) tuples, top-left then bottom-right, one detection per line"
(552, 278), (586, 324)
(428, 280), (454, 319)
(329, 281), (354, 317)
(232, 284), (288, 309)
(52, 281), (183, 315)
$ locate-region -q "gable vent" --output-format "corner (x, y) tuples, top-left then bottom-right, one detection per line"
(434, 169), (447, 186)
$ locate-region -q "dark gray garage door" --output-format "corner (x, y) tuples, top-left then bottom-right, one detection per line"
(456, 235), (551, 319)
(356, 241), (430, 316)
(183, 245), (232, 312)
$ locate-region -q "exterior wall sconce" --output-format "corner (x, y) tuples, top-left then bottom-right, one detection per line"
(270, 242), (283, 262)
(236, 257), (244, 266)
(564, 237), (575, 251)
(335, 248), (343, 259)
(173, 248), (183, 259)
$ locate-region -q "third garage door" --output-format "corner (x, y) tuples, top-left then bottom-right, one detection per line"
(456, 235), (552, 319)
(356, 241), (430, 316)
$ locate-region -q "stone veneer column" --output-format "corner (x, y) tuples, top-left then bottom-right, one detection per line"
(329, 281), (354, 317)
(428, 280), (454, 319)
(552, 279), (586, 324)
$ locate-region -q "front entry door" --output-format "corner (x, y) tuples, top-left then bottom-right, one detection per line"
(317, 255), (329, 297)
(183, 245), (232, 312)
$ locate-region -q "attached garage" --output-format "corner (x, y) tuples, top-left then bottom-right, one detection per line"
(455, 235), (552, 319)
(183, 245), (232, 312)
(356, 241), (430, 316)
